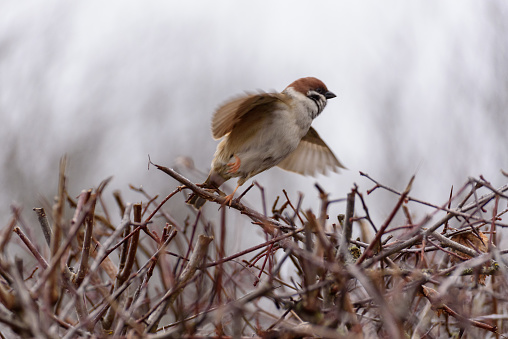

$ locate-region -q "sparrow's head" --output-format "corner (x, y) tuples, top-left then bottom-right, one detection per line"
(284, 77), (336, 117)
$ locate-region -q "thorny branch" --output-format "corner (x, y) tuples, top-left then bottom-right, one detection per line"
(0, 157), (507, 338)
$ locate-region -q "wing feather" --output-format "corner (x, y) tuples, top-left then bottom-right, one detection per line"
(277, 127), (346, 176)
(211, 92), (286, 140)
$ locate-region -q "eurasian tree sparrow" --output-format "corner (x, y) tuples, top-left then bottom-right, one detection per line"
(187, 77), (345, 208)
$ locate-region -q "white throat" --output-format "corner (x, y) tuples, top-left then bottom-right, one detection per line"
(283, 86), (326, 120)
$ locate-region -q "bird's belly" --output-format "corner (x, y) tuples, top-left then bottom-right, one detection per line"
(235, 123), (304, 177)
(211, 110), (311, 183)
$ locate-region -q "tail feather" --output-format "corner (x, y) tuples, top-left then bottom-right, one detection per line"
(186, 171), (226, 209)
(186, 194), (207, 209)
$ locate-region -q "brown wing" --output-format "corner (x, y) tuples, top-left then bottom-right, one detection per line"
(277, 127), (346, 176)
(211, 92), (286, 140)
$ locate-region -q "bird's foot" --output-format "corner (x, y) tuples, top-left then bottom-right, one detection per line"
(227, 155), (241, 174)
(223, 192), (235, 206)
(220, 184), (241, 207)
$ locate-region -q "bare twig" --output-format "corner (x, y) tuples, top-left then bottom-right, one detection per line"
(145, 234), (213, 333)
(148, 161), (284, 235)
(33, 208), (52, 247)
(2, 156), (507, 339)
(357, 176), (414, 265)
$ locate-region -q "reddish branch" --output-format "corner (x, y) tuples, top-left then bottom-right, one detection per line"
(2, 154), (507, 338)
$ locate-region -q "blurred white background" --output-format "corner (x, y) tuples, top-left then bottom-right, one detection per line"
(1, 1), (507, 239)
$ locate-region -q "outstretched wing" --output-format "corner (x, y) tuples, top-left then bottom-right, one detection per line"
(277, 127), (346, 176)
(211, 92), (286, 140)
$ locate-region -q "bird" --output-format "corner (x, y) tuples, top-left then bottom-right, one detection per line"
(187, 77), (345, 208)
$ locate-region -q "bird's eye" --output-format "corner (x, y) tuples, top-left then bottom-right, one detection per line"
(315, 88), (325, 95)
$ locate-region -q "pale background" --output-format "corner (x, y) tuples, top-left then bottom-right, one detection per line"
(1, 1), (507, 243)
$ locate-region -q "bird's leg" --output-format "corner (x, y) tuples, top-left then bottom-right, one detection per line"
(223, 183), (240, 206)
(227, 155), (241, 173)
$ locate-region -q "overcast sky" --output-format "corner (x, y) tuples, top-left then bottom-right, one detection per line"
(1, 1), (507, 238)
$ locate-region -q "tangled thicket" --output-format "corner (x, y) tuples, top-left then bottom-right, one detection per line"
(0, 157), (507, 338)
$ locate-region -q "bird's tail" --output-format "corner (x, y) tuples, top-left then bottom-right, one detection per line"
(186, 172), (225, 209)
(186, 194), (207, 209)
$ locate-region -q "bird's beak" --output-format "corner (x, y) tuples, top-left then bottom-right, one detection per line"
(325, 91), (336, 99)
